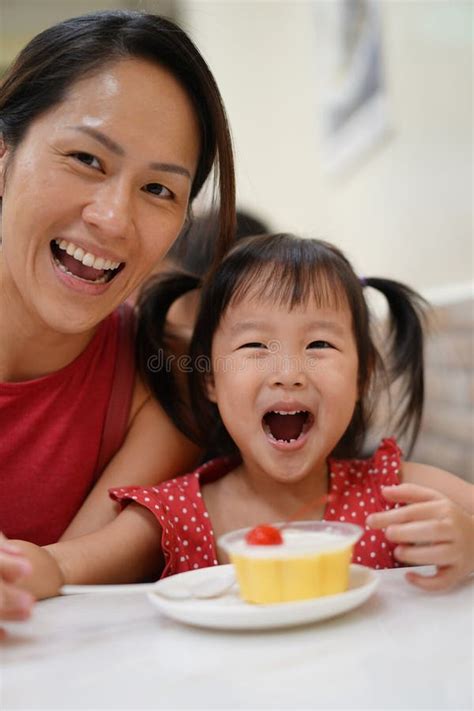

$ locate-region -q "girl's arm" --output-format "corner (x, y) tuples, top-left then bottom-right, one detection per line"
(60, 376), (201, 540)
(367, 463), (474, 590)
(12, 504), (164, 600)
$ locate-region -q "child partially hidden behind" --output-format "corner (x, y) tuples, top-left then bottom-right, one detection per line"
(16, 235), (474, 596)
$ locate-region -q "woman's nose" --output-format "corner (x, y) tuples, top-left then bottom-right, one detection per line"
(82, 179), (133, 240)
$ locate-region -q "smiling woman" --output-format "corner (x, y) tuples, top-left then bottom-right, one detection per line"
(0, 10), (235, 623)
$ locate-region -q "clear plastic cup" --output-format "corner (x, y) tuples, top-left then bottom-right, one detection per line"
(219, 521), (362, 604)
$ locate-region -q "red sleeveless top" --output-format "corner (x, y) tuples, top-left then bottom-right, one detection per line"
(0, 311), (126, 545)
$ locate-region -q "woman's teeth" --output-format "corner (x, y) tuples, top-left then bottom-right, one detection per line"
(52, 238), (123, 284)
(53, 257), (109, 284)
(55, 239), (121, 271)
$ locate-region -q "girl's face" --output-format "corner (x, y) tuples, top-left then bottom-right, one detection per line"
(207, 286), (359, 484)
(0, 58), (200, 333)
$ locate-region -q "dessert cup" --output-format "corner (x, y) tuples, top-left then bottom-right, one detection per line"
(219, 521), (362, 604)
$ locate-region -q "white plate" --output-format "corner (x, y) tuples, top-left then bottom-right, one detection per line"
(147, 564), (378, 631)
(61, 582), (162, 595)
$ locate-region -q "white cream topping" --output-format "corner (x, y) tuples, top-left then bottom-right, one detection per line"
(55, 239), (121, 271)
(228, 529), (356, 559)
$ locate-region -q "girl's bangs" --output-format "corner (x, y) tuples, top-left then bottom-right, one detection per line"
(228, 259), (350, 312)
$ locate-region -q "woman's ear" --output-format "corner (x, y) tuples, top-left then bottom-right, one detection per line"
(205, 372), (217, 403)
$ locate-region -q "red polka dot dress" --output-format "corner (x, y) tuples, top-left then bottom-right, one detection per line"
(110, 438), (402, 579)
(325, 438), (402, 569)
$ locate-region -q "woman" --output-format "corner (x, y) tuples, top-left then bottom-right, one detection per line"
(0, 10), (235, 622)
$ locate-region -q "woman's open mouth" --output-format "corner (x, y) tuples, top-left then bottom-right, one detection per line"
(262, 409), (314, 449)
(50, 239), (125, 284)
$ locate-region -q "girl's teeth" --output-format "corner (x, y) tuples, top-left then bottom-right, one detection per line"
(273, 410), (304, 416)
(267, 431), (298, 444)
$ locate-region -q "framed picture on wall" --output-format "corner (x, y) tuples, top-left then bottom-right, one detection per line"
(318, 0), (390, 175)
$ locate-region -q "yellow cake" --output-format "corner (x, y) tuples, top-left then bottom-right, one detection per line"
(219, 521), (362, 604)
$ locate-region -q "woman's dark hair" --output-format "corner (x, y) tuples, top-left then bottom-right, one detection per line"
(167, 208), (269, 276)
(138, 234), (427, 458)
(0, 10), (235, 265)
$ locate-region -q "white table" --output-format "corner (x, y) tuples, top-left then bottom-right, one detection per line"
(1, 568), (472, 710)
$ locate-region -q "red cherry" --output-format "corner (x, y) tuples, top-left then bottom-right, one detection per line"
(245, 524), (283, 545)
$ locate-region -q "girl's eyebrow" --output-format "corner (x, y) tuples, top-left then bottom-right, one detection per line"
(67, 125), (191, 179)
(230, 319), (347, 336)
(306, 319), (346, 336)
(229, 320), (269, 335)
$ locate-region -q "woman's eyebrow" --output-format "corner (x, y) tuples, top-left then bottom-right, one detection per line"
(67, 126), (191, 179)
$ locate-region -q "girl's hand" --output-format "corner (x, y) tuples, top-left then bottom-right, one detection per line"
(366, 483), (474, 591)
(0, 536), (35, 636)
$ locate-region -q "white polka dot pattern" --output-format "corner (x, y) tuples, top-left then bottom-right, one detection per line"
(109, 456), (236, 578)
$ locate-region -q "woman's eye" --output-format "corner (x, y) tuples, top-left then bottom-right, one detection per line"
(143, 183), (173, 199)
(239, 342), (267, 349)
(307, 340), (333, 349)
(71, 152), (101, 170)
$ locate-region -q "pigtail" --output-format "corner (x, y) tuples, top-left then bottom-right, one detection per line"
(136, 272), (201, 442)
(364, 277), (428, 454)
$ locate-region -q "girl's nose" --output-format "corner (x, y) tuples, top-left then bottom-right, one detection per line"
(268, 356), (307, 388)
(82, 180), (133, 240)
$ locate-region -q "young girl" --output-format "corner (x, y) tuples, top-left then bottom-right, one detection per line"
(14, 234), (474, 597)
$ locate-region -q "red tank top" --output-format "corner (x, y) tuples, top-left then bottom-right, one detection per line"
(0, 311), (124, 545)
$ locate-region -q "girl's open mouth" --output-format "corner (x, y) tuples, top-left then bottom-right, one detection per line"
(50, 239), (125, 284)
(262, 409), (314, 448)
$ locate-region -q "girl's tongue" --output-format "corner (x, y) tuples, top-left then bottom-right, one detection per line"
(263, 411), (308, 442)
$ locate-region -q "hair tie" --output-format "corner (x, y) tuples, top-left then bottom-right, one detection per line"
(359, 276), (367, 287)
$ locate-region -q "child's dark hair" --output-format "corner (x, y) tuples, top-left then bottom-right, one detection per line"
(137, 234), (427, 458)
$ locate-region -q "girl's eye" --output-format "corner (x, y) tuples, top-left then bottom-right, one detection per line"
(307, 340), (333, 349)
(71, 152), (101, 170)
(143, 183), (173, 199)
(239, 342), (267, 349)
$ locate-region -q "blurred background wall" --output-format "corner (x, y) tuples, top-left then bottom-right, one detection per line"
(1, 0), (472, 478)
(176, 1), (472, 298)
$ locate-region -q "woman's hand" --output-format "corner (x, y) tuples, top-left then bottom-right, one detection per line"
(0, 536), (35, 636)
(367, 483), (474, 591)
(9, 540), (65, 600)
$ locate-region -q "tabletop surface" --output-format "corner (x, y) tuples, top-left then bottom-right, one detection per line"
(1, 567), (472, 710)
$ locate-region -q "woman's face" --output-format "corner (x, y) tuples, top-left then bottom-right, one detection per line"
(0, 58), (201, 333)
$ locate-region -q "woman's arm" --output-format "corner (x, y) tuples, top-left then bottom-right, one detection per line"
(401, 462), (474, 513)
(0, 536), (34, 629)
(60, 376), (201, 540)
(367, 463), (474, 590)
(13, 504), (164, 600)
